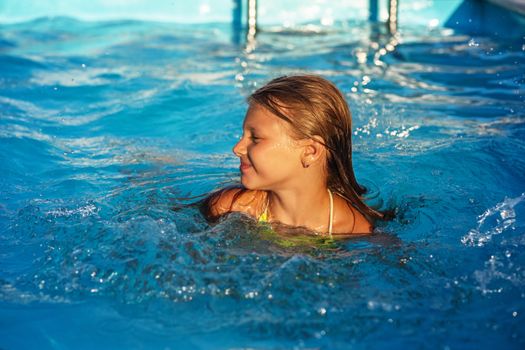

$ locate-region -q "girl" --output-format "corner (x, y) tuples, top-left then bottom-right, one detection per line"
(203, 75), (388, 237)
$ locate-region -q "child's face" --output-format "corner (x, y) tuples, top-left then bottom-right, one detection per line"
(233, 103), (304, 191)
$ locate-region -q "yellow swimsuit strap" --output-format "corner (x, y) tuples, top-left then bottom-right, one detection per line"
(327, 188), (333, 238)
(257, 192), (270, 223)
(257, 190), (334, 238)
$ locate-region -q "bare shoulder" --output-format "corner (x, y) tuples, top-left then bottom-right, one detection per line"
(205, 187), (266, 219)
(350, 207), (373, 234)
(332, 195), (373, 235)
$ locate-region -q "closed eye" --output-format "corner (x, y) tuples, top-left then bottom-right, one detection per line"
(243, 126), (261, 143)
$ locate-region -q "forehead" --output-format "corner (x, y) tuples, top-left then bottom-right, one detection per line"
(243, 103), (288, 133)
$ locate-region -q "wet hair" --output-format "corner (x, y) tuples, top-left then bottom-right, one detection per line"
(249, 74), (390, 221)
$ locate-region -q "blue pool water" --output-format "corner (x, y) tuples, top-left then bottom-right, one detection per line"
(1, 17), (524, 349)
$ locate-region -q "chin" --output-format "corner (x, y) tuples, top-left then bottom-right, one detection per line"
(240, 176), (261, 190)
(241, 179), (255, 190)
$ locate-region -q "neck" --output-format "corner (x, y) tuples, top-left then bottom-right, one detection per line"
(266, 185), (331, 232)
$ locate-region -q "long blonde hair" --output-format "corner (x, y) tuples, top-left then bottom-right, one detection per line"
(249, 75), (389, 221)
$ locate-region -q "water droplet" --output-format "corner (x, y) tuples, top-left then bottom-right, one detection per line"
(245, 291), (257, 299)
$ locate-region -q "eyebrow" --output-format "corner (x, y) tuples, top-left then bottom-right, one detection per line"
(243, 125), (258, 133)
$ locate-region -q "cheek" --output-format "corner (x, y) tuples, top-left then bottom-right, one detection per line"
(254, 142), (301, 167)
(274, 139), (302, 158)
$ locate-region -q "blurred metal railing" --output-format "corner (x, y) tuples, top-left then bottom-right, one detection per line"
(240, 0), (399, 42)
(388, 0), (399, 34)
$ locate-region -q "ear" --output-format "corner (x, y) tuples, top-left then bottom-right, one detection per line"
(300, 135), (326, 168)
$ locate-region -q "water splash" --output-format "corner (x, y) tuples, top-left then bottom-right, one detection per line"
(46, 202), (98, 218)
(462, 193), (525, 247)
(473, 253), (525, 295)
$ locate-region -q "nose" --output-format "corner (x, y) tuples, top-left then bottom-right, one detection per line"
(232, 135), (246, 157)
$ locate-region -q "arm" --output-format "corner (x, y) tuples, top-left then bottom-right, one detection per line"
(201, 187), (244, 220)
(201, 187), (263, 222)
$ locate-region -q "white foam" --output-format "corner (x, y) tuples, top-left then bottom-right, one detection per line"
(46, 203), (98, 218)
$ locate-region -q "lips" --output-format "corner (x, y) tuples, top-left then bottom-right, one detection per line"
(240, 159), (252, 172)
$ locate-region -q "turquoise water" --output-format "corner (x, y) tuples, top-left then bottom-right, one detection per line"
(1, 17), (524, 349)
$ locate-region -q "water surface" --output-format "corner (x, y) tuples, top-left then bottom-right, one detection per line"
(1, 17), (524, 349)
